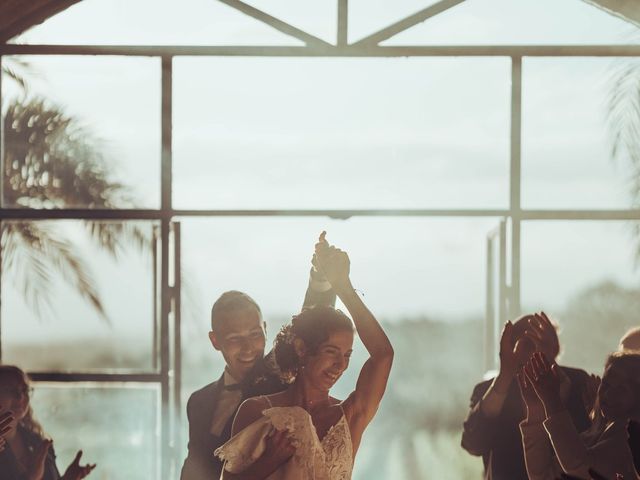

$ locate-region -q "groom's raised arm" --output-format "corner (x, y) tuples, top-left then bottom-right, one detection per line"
(301, 231), (336, 309)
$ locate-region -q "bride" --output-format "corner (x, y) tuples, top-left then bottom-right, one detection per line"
(216, 234), (394, 479)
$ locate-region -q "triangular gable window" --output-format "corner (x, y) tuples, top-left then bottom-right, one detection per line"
(372, 0), (640, 46)
(9, 0), (303, 46)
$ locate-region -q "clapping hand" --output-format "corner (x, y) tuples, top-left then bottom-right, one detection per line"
(517, 367), (545, 422)
(525, 312), (559, 355)
(61, 450), (96, 480)
(498, 321), (520, 378)
(524, 352), (564, 417)
(582, 374), (601, 416)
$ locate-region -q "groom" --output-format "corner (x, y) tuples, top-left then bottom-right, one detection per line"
(180, 235), (335, 480)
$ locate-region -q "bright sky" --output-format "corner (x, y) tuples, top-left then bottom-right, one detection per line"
(3, 0), (640, 352)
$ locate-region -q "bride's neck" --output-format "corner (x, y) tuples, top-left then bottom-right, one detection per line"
(291, 372), (330, 410)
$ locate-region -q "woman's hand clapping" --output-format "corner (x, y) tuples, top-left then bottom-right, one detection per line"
(523, 352), (565, 418)
(517, 366), (545, 423)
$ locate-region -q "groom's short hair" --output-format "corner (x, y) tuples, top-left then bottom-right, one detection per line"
(210, 290), (262, 331)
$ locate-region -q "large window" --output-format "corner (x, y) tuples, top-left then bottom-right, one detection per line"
(173, 57), (510, 209)
(521, 221), (640, 372)
(2, 220), (157, 372)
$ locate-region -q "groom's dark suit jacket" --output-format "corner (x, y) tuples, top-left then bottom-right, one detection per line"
(180, 360), (286, 480)
(180, 278), (336, 480)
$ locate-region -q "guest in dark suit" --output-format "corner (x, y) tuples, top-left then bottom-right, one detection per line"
(461, 312), (591, 480)
(180, 233), (336, 480)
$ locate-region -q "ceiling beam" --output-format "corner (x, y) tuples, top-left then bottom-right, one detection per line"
(0, 0), (82, 43)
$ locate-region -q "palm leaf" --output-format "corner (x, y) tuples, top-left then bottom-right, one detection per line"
(1, 57), (32, 92)
(607, 59), (640, 183)
(85, 221), (151, 260)
(607, 58), (640, 264)
(2, 222), (107, 322)
(2, 96), (150, 321)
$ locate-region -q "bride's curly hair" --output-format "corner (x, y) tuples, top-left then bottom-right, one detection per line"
(274, 305), (354, 382)
(0, 365), (47, 439)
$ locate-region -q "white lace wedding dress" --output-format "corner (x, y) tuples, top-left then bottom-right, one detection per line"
(215, 398), (353, 480)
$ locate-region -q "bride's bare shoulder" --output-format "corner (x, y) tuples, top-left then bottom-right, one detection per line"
(232, 396), (271, 435)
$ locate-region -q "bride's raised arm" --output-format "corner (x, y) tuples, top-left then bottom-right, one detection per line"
(315, 239), (394, 448)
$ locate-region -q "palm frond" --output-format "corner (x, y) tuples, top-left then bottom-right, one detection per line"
(3, 97), (135, 210)
(1, 92), (194, 325)
(606, 58), (640, 265)
(2, 221), (108, 323)
(607, 58), (640, 203)
(607, 63), (640, 152)
(3, 223), (57, 319)
(1, 57), (32, 92)
(84, 221), (151, 259)
(2, 67), (28, 92)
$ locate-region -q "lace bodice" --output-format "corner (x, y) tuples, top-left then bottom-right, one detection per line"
(215, 405), (353, 480)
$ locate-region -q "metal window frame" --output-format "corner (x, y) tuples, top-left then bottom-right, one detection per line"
(2, 0), (640, 476)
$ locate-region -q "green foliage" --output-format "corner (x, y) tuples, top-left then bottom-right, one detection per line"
(559, 280), (640, 373)
(4, 98), (131, 209)
(2, 96), (148, 320)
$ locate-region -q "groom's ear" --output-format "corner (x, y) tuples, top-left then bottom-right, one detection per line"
(209, 331), (222, 351)
(293, 338), (306, 359)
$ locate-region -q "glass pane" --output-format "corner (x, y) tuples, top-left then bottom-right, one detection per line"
(10, 0), (301, 46)
(178, 217), (493, 478)
(521, 221), (640, 373)
(2, 220), (157, 372)
(243, 0), (337, 44)
(522, 58), (632, 209)
(30, 384), (159, 479)
(383, 0), (640, 45)
(349, 0), (445, 44)
(174, 57), (510, 210)
(2, 55), (160, 209)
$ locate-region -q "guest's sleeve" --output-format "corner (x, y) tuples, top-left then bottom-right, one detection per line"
(543, 412), (639, 480)
(461, 382), (498, 456)
(520, 420), (560, 480)
(543, 411), (592, 479)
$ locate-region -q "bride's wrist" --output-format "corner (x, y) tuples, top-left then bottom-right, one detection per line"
(334, 279), (356, 298)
